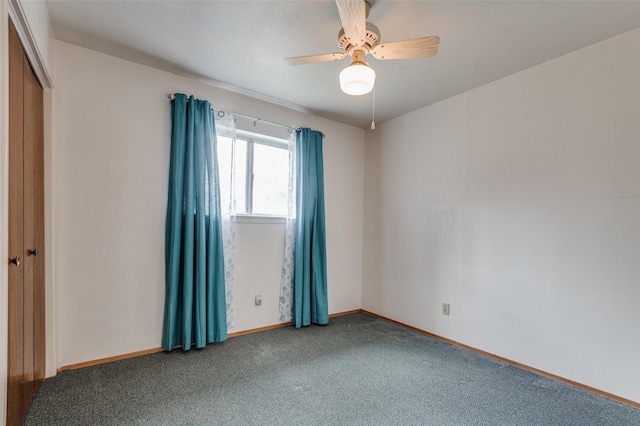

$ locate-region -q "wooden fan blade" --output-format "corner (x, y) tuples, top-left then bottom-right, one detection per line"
(285, 52), (346, 65)
(335, 0), (367, 46)
(371, 36), (440, 60)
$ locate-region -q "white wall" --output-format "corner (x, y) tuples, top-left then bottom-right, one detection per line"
(362, 28), (640, 403)
(53, 40), (364, 368)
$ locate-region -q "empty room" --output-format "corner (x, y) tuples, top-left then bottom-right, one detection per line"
(1, 1), (639, 425)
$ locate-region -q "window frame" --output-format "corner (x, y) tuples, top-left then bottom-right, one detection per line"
(234, 129), (289, 218)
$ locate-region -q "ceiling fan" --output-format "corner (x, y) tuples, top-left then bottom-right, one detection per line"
(285, 0), (440, 96)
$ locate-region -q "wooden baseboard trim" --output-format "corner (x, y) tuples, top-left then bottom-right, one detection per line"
(227, 309), (360, 337)
(57, 309), (361, 372)
(228, 322), (290, 338)
(57, 347), (165, 373)
(361, 310), (640, 410)
(329, 309), (361, 318)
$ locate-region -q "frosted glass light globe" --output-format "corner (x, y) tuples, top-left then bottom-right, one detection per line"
(339, 64), (376, 96)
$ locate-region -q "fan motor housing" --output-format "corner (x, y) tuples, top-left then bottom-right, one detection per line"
(338, 22), (380, 53)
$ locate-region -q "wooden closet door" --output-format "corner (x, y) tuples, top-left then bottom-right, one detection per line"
(7, 19), (45, 426)
(24, 36), (46, 394)
(7, 19), (27, 426)
(24, 50), (45, 394)
(23, 36), (46, 401)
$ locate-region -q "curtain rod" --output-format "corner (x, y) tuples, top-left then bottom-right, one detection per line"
(167, 93), (296, 132)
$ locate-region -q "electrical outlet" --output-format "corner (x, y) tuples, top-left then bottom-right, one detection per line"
(255, 295), (262, 306)
(442, 303), (450, 316)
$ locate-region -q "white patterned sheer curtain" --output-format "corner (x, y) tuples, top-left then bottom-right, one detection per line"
(279, 129), (297, 321)
(214, 110), (237, 329)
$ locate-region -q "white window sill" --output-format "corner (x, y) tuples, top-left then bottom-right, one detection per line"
(234, 214), (287, 225)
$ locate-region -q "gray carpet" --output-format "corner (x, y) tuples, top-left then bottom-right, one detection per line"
(25, 312), (639, 425)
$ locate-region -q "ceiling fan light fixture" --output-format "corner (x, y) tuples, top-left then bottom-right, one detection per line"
(340, 63), (376, 96)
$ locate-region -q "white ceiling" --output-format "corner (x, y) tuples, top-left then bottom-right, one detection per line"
(46, 1), (640, 129)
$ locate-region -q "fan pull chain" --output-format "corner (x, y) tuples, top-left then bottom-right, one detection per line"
(371, 87), (376, 130)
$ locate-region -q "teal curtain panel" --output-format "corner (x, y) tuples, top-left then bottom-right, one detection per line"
(293, 128), (329, 328)
(162, 93), (227, 351)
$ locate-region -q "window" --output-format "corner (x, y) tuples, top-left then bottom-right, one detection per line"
(217, 129), (289, 217)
